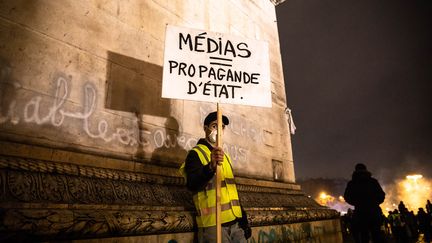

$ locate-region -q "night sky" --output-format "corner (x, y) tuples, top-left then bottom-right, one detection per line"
(276, 0), (432, 181)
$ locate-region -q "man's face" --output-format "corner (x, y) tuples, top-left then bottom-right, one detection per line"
(204, 120), (225, 138)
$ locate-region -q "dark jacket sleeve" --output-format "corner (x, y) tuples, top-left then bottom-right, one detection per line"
(373, 178), (385, 204)
(344, 181), (355, 206)
(184, 150), (215, 192)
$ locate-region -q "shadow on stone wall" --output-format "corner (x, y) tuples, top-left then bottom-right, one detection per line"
(105, 51), (187, 167)
(0, 58), (20, 122)
(105, 52), (169, 117)
(150, 117), (188, 167)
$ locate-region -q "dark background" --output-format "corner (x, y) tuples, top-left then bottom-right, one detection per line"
(276, 0), (432, 182)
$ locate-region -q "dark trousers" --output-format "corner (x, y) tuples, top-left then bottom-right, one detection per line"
(353, 223), (384, 243)
(198, 222), (246, 243)
(352, 211), (385, 243)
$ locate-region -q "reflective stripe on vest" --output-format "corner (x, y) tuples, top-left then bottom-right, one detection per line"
(197, 199), (241, 216)
(191, 144), (242, 227)
(205, 178), (236, 191)
(178, 145), (212, 178)
(195, 145), (210, 164)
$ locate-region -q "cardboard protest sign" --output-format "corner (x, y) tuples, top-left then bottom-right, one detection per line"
(162, 25), (272, 108)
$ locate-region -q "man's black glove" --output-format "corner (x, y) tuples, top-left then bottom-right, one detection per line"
(239, 207), (251, 239)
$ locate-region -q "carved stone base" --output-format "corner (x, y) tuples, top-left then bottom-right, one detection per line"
(0, 154), (339, 241)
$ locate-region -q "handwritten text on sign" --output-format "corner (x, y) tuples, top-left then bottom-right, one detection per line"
(162, 25), (271, 107)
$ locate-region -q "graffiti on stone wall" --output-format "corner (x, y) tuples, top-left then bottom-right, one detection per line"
(0, 71), (180, 152)
(0, 62), (189, 148)
(248, 223), (325, 243)
(0, 61), (262, 164)
(0, 67), (139, 146)
(199, 105), (267, 165)
(199, 105), (264, 143)
(152, 128), (193, 149)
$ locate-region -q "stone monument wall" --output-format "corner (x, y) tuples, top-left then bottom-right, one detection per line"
(0, 0), (341, 241)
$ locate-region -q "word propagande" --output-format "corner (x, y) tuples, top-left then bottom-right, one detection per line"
(168, 60), (260, 84)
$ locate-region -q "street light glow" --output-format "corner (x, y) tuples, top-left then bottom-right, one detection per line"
(406, 174), (423, 180)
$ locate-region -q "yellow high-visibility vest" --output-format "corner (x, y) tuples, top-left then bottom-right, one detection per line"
(179, 144), (242, 227)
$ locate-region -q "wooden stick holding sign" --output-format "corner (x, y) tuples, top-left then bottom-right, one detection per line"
(216, 103), (222, 243)
(162, 24), (271, 243)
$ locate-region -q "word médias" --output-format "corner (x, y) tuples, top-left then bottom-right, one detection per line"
(168, 61), (260, 84)
(179, 32), (251, 58)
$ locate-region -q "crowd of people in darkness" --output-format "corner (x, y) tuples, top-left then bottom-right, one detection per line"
(342, 163), (431, 242)
(342, 199), (432, 243)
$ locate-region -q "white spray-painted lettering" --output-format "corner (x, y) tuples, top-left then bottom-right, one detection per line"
(198, 105), (261, 164)
(199, 105), (264, 143)
(151, 128), (198, 151)
(0, 64), (249, 163)
(19, 76), (138, 146)
(0, 74), (199, 150)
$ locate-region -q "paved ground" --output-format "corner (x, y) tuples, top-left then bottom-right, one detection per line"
(343, 233), (429, 243)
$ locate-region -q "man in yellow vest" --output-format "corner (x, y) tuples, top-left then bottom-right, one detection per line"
(180, 111), (249, 243)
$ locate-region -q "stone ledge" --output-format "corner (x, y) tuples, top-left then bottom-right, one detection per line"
(0, 207), (195, 241)
(0, 154), (323, 209)
(0, 154), (302, 194)
(0, 205), (338, 241)
(0, 139), (300, 189)
(0, 152), (339, 241)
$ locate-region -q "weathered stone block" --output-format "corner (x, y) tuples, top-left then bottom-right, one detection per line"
(0, 0), (340, 241)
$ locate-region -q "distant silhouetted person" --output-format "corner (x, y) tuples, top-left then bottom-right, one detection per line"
(389, 209), (408, 243)
(417, 207), (432, 243)
(343, 208), (355, 236)
(426, 200), (432, 216)
(398, 201), (408, 214)
(396, 201), (418, 240)
(344, 163), (386, 243)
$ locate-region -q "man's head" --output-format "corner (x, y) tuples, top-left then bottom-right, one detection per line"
(203, 111), (229, 144)
(355, 163), (367, 172)
(352, 163), (372, 178)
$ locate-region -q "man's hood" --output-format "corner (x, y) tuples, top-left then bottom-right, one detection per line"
(352, 170), (372, 180)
